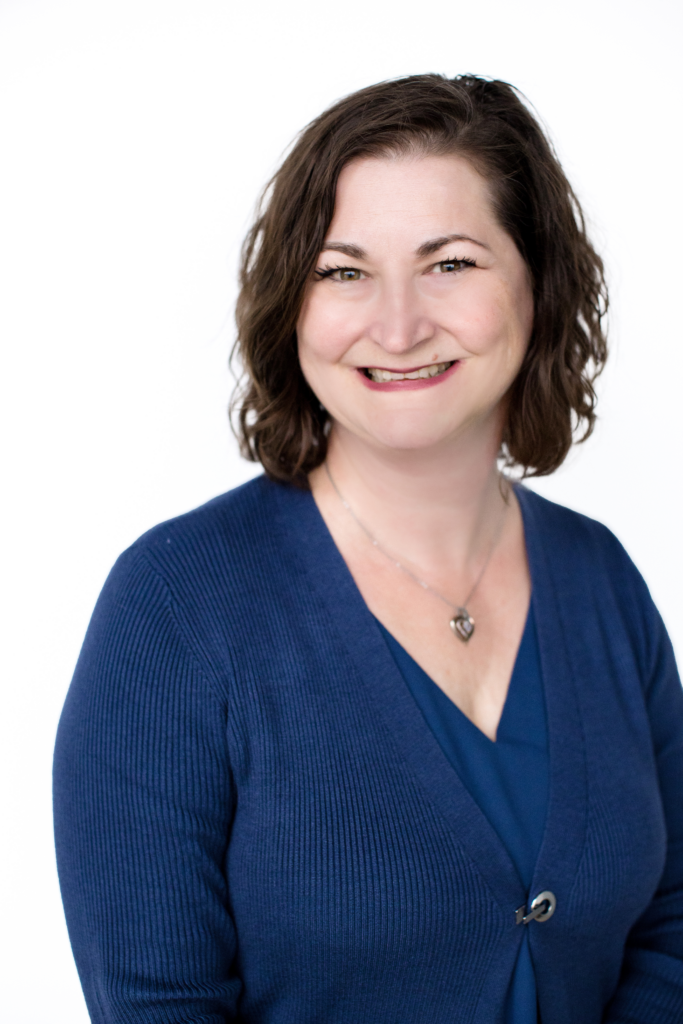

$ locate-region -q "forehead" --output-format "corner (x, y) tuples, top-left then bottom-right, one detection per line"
(326, 153), (498, 243)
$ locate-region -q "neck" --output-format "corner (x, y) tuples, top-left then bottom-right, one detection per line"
(313, 417), (509, 579)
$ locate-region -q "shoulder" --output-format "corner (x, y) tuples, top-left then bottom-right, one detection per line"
(516, 485), (667, 677)
(116, 474), (304, 586)
(98, 473), (315, 627)
(90, 474), (307, 624)
(516, 484), (642, 582)
(81, 476), (309, 691)
(131, 473), (285, 550)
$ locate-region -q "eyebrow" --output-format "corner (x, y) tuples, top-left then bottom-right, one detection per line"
(415, 234), (490, 258)
(320, 234), (489, 262)
(321, 242), (367, 259)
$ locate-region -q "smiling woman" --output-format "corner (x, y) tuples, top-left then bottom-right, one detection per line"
(234, 74), (606, 481)
(297, 154), (534, 454)
(54, 75), (683, 1024)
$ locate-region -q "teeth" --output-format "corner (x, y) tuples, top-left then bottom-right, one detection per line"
(366, 361), (452, 383)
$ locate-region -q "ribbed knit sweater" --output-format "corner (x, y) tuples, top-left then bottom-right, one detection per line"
(53, 478), (683, 1024)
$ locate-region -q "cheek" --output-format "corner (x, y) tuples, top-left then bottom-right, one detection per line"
(453, 277), (532, 356)
(297, 291), (359, 366)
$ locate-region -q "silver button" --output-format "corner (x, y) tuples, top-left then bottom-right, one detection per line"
(515, 890), (557, 925)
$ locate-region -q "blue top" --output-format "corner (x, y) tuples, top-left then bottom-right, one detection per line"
(377, 607), (547, 1024)
(53, 478), (683, 1024)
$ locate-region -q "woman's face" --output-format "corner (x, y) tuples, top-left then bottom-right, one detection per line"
(297, 153), (534, 455)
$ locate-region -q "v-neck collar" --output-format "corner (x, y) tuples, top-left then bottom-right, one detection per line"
(376, 603), (538, 748)
(271, 478), (587, 927)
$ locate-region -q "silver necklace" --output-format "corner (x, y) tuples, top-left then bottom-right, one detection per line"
(325, 462), (508, 643)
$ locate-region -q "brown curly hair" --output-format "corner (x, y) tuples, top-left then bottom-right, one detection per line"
(232, 74), (608, 484)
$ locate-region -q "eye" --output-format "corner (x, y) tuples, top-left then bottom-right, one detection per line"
(315, 265), (364, 282)
(432, 257), (476, 274)
(336, 268), (362, 282)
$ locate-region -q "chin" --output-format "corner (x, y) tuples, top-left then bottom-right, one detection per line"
(360, 416), (462, 453)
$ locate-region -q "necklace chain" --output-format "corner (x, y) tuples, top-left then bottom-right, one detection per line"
(324, 462), (509, 639)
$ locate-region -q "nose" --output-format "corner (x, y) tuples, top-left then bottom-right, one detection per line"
(367, 280), (436, 354)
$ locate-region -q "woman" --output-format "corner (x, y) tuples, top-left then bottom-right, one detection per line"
(53, 75), (683, 1023)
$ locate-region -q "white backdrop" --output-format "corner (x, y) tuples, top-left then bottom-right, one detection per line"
(1, 1), (681, 1019)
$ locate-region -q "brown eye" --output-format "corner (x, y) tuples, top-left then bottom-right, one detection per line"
(314, 264), (365, 282)
(438, 259), (463, 273)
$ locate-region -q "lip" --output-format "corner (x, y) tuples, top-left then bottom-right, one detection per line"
(358, 360), (461, 392)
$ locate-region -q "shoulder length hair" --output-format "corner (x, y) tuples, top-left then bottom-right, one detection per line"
(232, 74), (608, 484)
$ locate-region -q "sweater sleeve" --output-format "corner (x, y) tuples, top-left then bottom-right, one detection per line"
(604, 598), (683, 1023)
(53, 547), (240, 1023)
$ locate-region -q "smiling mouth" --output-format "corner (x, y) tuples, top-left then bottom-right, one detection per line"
(363, 361), (455, 383)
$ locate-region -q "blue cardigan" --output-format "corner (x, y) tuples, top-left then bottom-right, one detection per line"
(53, 477), (683, 1024)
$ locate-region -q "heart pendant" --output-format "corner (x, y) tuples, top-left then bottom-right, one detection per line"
(450, 609), (475, 643)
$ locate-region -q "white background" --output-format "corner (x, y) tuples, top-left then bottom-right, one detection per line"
(1, 0), (681, 1019)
